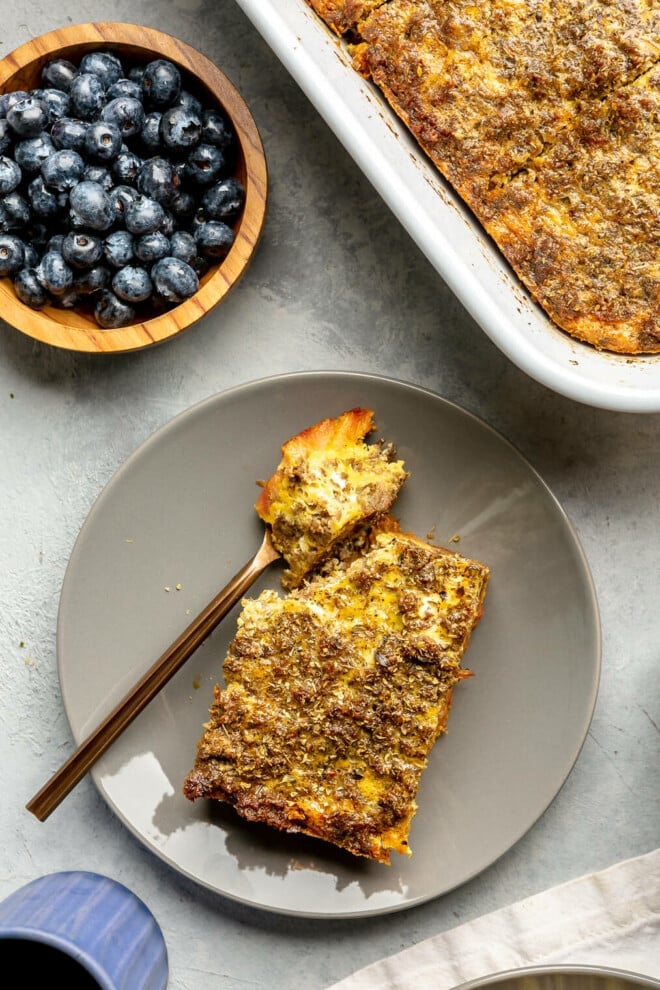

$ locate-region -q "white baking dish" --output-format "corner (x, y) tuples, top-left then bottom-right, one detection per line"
(233, 0), (660, 412)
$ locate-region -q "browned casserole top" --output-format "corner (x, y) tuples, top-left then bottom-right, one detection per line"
(306, 0), (385, 36)
(183, 528), (489, 864)
(481, 63), (660, 353)
(304, 0), (660, 353)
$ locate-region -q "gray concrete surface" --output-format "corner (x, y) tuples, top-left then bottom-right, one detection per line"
(0, 1), (658, 987)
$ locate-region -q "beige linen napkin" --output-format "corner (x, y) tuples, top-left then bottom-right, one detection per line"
(327, 849), (660, 989)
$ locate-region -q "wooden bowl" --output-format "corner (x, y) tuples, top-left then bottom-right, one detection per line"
(0, 22), (268, 353)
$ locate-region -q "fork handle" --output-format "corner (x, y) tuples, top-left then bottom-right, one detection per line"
(26, 528), (280, 822)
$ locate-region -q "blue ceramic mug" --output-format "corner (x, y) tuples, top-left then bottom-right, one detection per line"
(0, 871), (168, 989)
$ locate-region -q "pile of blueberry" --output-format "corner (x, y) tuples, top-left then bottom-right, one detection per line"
(0, 49), (246, 328)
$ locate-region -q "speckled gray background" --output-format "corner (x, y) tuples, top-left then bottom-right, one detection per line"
(0, 1), (658, 988)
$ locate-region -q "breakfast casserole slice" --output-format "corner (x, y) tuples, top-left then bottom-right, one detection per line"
(183, 525), (489, 864)
(254, 407), (409, 588)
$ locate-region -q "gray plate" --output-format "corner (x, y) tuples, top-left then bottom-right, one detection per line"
(455, 966), (660, 990)
(57, 371), (601, 918)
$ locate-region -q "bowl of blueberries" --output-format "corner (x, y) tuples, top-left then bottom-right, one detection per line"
(0, 21), (268, 352)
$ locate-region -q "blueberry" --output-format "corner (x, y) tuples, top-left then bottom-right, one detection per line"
(0, 91), (29, 118)
(51, 117), (88, 151)
(102, 96), (145, 138)
(169, 187), (196, 222)
(194, 219), (234, 258)
(84, 120), (122, 161)
(94, 288), (135, 328)
(124, 194), (165, 235)
(6, 97), (49, 138)
(104, 228), (134, 268)
(28, 175), (68, 219)
(13, 267), (48, 308)
(201, 109), (236, 157)
(169, 229), (197, 264)
(0, 233), (25, 274)
(134, 230), (170, 263)
(0, 155), (22, 194)
(151, 255), (198, 302)
(0, 119), (12, 155)
(41, 148), (85, 190)
(159, 105), (201, 151)
(73, 263), (110, 295)
(112, 150), (142, 185)
(46, 233), (66, 254)
(69, 180), (114, 231)
(112, 264), (152, 302)
(1, 190), (30, 229)
(201, 177), (245, 221)
(14, 132), (54, 173)
(62, 230), (103, 268)
(108, 183), (139, 223)
(142, 59), (181, 108)
(185, 143), (226, 186)
(106, 78), (142, 102)
(22, 241), (40, 269)
(128, 65), (146, 85)
(140, 112), (162, 152)
(79, 51), (124, 89)
(159, 210), (176, 237)
(41, 58), (77, 92)
(37, 249), (73, 294)
(69, 73), (106, 120)
(32, 88), (71, 123)
(137, 156), (177, 204)
(176, 90), (203, 115)
(82, 163), (113, 190)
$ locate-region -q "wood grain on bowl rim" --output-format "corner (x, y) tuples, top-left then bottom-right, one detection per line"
(0, 21), (268, 353)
